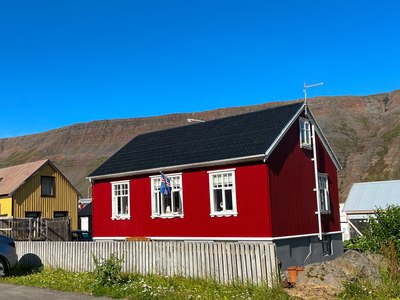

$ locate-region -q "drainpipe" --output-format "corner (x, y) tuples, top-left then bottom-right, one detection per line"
(311, 124), (323, 240)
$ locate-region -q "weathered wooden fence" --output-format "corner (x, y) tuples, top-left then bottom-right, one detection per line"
(0, 217), (70, 241)
(16, 241), (279, 286)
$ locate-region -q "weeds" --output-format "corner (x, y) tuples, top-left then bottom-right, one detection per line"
(92, 253), (124, 287)
(0, 263), (291, 299)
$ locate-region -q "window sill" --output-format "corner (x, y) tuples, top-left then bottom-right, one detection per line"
(315, 210), (331, 215)
(111, 216), (130, 220)
(300, 144), (312, 150)
(210, 212), (238, 218)
(151, 214), (184, 219)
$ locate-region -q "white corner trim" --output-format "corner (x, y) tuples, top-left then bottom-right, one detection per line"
(264, 103), (306, 159)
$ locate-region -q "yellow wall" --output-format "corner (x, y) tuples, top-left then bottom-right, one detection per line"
(0, 197), (12, 216)
(12, 163), (79, 229)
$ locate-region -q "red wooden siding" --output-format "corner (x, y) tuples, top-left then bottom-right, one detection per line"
(92, 163), (273, 239)
(268, 116), (340, 237)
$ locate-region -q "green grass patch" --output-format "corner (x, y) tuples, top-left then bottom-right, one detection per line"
(0, 267), (292, 300)
(338, 271), (400, 300)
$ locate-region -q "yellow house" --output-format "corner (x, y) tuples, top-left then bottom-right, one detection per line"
(0, 159), (80, 230)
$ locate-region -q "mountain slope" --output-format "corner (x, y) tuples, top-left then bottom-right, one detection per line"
(1, 89), (399, 201)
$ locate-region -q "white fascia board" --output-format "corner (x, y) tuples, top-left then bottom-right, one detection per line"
(264, 102), (306, 159)
(264, 103), (341, 171)
(306, 108), (342, 170)
(87, 154), (265, 181)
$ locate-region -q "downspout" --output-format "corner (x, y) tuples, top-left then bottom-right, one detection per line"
(311, 124), (323, 240)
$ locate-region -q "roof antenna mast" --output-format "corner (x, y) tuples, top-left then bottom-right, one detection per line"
(303, 82), (323, 104)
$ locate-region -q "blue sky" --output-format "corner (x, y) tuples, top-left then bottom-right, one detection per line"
(1, 1), (399, 138)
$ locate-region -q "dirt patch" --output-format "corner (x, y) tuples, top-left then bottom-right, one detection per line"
(282, 250), (389, 299)
(286, 284), (340, 300)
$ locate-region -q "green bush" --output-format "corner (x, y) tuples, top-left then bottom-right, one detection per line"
(92, 253), (124, 287)
(345, 205), (400, 259)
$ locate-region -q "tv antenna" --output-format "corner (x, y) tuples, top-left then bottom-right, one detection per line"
(303, 82), (323, 104)
(187, 118), (205, 123)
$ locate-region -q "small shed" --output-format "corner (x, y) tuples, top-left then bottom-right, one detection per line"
(342, 180), (400, 239)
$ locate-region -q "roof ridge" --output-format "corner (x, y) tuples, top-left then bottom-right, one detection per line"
(134, 101), (303, 139)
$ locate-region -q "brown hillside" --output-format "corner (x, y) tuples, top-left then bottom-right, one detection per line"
(1, 89), (399, 201)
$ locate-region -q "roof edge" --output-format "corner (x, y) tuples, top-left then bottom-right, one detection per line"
(264, 102), (306, 159)
(87, 154), (265, 181)
(305, 106), (342, 170)
(8, 159), (49, 196)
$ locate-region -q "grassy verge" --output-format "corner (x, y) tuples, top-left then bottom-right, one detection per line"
(0, 267), (292, 300)
(337, 271), (400, 300)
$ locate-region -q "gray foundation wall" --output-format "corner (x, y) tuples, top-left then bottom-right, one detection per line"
(275, 233), (343, 269)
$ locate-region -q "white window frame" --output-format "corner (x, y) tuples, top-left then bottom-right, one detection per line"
(299, 117), (312, 149)
(111, 180), (130, 220)
(318, 173), (331, 213)
(208, 169), (238, 217)
(150, 173), (183, 219)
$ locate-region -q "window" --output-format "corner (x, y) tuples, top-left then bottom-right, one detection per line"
(111, 181), (130, 220)
(25, 211), (41, 218)
(151, 174), (183, 218)
(41, 176), (55, 196)
(54, 211), (68, 218)
(299, 118), (312, 149)
(322, 235), (332, 256)
(209, 169), (237, 217)
(318, 173), (330, 213)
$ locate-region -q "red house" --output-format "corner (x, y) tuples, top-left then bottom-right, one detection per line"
(88, 102), (343, 267)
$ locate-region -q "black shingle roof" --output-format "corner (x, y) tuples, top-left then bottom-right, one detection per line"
(89, 102), (304, 178)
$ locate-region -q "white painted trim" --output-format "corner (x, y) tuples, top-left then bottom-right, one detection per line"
(305, 108), (342, 170)
(149, 172), (183, 179)
(87, 154), (264, 181)
(207, 168), (236, 174)
(150, 174), (184, 218)
(92, 231), (342, 242)
(110, 179), (130, 184)
(111, 181), (131, 220)
(208, 169), (238, 216)
(93, 237), (127, 241)
(151, 214), (184, 219)
(299, 117), (312, 149)
(264, 103), (306, 159)
(148, 231), (343, 241)
(312, 124), (323, 241)
(210, 212), (238, 217)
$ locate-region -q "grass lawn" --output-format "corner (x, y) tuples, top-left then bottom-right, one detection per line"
(0, 267), (293, 300)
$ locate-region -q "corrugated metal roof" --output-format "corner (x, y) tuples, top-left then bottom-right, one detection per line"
(0, 159), (49, 196)
(343, 180), (400, 213)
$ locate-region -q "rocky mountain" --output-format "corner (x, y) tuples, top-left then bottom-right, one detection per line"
(1, 89), (399, 202)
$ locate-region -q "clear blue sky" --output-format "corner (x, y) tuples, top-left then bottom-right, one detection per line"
(1, 1), (399, 138)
